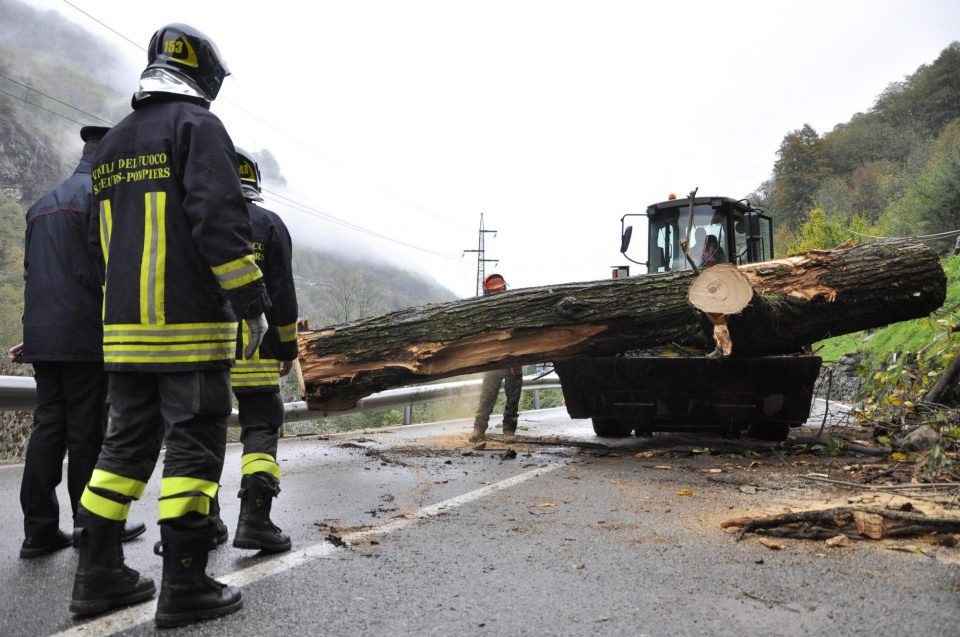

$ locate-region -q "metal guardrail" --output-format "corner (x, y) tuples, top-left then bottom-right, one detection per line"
(0, 374), (562, 425)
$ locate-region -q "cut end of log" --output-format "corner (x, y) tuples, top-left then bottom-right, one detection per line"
(688, 264), (753, 315)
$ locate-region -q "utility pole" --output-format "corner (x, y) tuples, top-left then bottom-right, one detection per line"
(462, 213), (498, 296)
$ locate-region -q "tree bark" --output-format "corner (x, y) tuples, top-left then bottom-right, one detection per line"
(298, 239), (945, 410)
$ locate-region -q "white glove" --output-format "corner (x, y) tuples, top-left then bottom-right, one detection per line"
(243, 313), (269, 359)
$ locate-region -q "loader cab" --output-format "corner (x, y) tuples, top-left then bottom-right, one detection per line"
(622, 196), (773, 273)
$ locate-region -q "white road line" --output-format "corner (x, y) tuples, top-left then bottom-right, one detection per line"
(51, 461), (566, 637)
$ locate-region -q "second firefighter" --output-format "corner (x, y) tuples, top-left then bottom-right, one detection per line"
(228, 148), (299, 553)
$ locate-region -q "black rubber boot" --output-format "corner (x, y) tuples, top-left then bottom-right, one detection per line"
(233, 473), (291, 553)
(209, 493), (229, 546)
(154, 523), (242, 628)
(70, 509), (156, 616)
(122, 522), (147, 543)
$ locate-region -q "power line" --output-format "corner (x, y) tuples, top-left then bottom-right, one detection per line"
(60, 0), (145, 51)
(0, 72), (114, 125)
(262, 187), (462, 262)
(849, 228), (960, 242)
(58, 0), (473, 234)
(0, 86), (89, 127)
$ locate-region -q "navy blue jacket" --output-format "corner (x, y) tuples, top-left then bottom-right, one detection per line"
(22, 154), (103, 362)
(92, 95), (270, 372)
(231, 202), (299, 392)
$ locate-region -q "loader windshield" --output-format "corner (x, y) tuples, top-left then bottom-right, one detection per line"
(648, 204), (727, 272)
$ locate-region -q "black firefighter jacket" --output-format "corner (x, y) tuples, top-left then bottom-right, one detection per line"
(22, 154), (103, 362)
(91, 95), (269, 372)
(232, 201), (299, 392)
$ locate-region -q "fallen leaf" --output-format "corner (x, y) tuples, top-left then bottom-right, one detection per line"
(676, 489), (693, 496)
(758, 537), (784, 550)
(635, 451), (656, 459)
(792, 460), (811, 467)
(692, 447), (711, 455)
(739, 485), (758, 495)
(826, 535), (850, 547)
(701, 468), (723, 474)
(891, 452), (910, 462)
(534, 502), (557, 508)
(572, 563), (585, 569)
(654, 465), (672, 470)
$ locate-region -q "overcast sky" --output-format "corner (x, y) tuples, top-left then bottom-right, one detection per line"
(22, 0), (960, 297)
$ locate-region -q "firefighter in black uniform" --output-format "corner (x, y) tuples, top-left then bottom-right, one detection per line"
(15, 126), (145, 559)
(69, 24), (270, 628)
(226, 148), (298, 553)
(468, 274), (524, 442)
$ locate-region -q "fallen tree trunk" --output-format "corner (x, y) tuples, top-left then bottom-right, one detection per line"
(298, 239), (945, 410)
(689, 239), (946, 356)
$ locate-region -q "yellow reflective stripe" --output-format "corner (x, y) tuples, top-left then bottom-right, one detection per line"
(99, 199), (112, 268)
(231, 377), (281, 388)
(89, 469), (147, 499)
(155, 192), (167, 324)
(231, 358), (281, 387)
(140, 193), (152, 323)
(139, 192), (168, 325)
(104, 342), (235, 364)
(158, 495), (210, 520)
(160, 476), (219, 498)
(100, 200), (112, 321)
(211, 254), (262, 291)
(241, 453), (281, 479)
(80, 487), (130, 521)
(232, 360), (281, 372)
(240, 319), (258, 360)
(277, 322), (297, 343)
(104, 322), (238, 343)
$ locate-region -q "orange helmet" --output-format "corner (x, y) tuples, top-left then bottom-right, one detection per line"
(483, 273), (507, 294)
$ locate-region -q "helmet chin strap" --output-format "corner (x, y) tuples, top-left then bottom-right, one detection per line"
(134, 68), (211, 104)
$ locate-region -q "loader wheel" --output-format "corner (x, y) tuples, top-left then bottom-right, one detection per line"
(592, 418), (633, 437)
(747, 421), (790, 441)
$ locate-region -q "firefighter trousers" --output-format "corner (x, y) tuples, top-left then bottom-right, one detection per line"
(235, 390), (284, 480)
(473, 368), (523, 432)
(21, 362), (106, 538)
(79, 370), (231, 529)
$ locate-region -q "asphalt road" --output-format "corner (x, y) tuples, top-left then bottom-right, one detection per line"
(0, 404), (957, 636)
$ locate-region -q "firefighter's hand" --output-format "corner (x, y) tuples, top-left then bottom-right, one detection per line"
(243, 313), (268, 359)
(280, 360), (294, 377)
(8, 342), (23, 363)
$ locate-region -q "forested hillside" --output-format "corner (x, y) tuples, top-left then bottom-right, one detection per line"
(0, 0), (457, 375)
(753, 42), (960, 254)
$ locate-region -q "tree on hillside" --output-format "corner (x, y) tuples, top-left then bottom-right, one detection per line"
(771, 124), (831, 229)
(876, 120), (960, 240)
(874, 42), (960, 138)
(825, 114), (917, 175)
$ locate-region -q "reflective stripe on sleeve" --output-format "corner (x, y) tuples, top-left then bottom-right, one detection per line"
(211, 255), (263, 291)
(277, 322), (297, 343)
